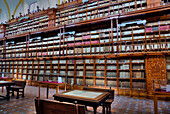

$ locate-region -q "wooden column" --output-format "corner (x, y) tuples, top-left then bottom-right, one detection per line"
(147, 0), (161, 8)
(3, 38), (6, 59)
(48, 8), (56, 27)
(116, 18), (119, 53)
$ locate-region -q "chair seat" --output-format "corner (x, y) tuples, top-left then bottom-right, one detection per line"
(9, 80), (26, 99)
(105, 99), (113, 104)
(10, 86), (24, 89)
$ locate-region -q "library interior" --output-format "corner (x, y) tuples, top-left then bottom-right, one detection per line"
(0, 0), (169, 114)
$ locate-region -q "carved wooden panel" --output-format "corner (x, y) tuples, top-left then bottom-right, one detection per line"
(48, 10), (56, 27)
(145, 55), (166, 95)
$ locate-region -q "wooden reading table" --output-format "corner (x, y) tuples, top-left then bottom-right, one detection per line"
(0, 81), (15, 100)
(53, 90), (110, 114)
(0, 77), (13, 92)
(38, 81), (66, 99)
(154, 91), (170, 114)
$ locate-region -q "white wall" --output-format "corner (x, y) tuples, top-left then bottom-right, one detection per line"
(0, 0), (60, 23)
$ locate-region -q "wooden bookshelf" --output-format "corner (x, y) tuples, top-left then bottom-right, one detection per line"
(167, 57), (170, 84)
(0, 0), (169, 97)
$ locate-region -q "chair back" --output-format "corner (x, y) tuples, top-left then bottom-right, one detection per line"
(35, 98), (85, 114)
(12, 80), (26, 87)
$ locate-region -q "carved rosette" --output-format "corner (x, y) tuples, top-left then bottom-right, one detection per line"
(146, 56), (166, 95)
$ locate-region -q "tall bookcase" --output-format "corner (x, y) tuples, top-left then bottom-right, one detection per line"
(0, 0), (169, 97)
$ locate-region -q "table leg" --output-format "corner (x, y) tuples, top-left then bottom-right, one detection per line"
(38, 84), (41, 98)
(93, 107), (97, 114)
(56, 85), (59, 93)
(6, 85), (10, 101)
(102, 103), (105, 114)
(154, 94), (158, 114)
(47, 85), (49, 99)
(2, 86), (4, 93)
(64, 83), (66, 91)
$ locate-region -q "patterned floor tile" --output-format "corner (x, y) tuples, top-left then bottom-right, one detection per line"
(0, 86), (169, 114)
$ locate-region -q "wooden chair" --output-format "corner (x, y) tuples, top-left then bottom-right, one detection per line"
(35, 98), (86, 114)
(83, 87), (114, 114)
(9, 80), (26, 99)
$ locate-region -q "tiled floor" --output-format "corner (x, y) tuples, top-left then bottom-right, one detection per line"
(0, 86), (169, 114)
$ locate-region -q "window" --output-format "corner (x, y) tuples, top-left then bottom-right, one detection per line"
(29, 2), (38, 13)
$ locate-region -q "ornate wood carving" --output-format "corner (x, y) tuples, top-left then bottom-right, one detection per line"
(48, 9), (56, 27)
(146, 55), (167, 95)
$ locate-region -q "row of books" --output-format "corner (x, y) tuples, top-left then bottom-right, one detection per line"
(96, 59), (105, 64)
(4, 36), (168, 55)
(67, 78), (74, 84)
(107, 80), (117, 87)
(68, 40), (100, 46)
(167, 72), (170, 80)
(96, 71), (105, 77)
(96, 65), (105, 69)
(68, 66), (74, 69)
(86, 66), (94, 69)
(60, 66), (66, 69)
(1, 58), (145, 65)
(132, 82), (146, 89)
(4, 0), (168, 39)
(146, 25), (170, 32)
(85, 79), (93, 85)
(132, 65), (144, 69)
(167, 63), (170, 69)
(86, 71), (94, 76)
(4, 24), (169, 53)
(77, 66), (84, 69)
(119, 72), (130, 78)
(107, 65), (117, 69)
(107, 72), (117, 77)
(68, 71), (74, 76)
(85, 59), (94, 63)
(132, 59), (144, 63)
(6, 16), (48, 35)
(76, 71), (83, 76)
(77, 78), (83, 85)
(55, 0), (147, 26)
(96, 79), (105, 86)
(5, 28), (168, 47)
(132, 72), (144, 78)
(119, 64), (129, 69)
(5, 22), (48, 37)
(119, 81), (130, 88)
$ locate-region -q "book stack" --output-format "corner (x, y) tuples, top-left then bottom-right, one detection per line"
(120, 81), (130, 88)
(96, 79), (105, 86)
(77, 78), (83, 85)
(133, 82), (146, 89)
(107, 80), (117, 87)
(132, 64), (144, 69)
(107, 72), (116, 77)
(86, 71), (93, 76)
(132, 72), (144, 78)
(96, 71), (104, 77)
(120, 72), (130, 78)
(120, 64), (129, 69)
(77, 66), (83, 69)
(96, 65), (104, 69)
(76, 71), (83, 76)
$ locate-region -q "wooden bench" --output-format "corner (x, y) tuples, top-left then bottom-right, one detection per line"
(83, 87), (114, 114)
(9, 80), (26, 99)
(35, 98), (86, 114)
